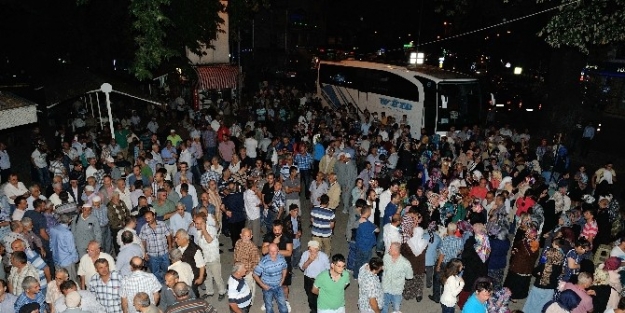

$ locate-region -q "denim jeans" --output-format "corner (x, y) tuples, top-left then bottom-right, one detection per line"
(431, 262), (446, 302)
(262, 285), (288, 313)
(382, 293), (402, 313)
(148, 253), (170, 284)
(376, 225), (385, 252)
(441, 304), (455, 313)
(353, 248), (372, 278)
(264, 209), (276, 234)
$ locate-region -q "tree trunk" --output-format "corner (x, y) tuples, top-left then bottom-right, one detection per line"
(544, 47), (587, 135)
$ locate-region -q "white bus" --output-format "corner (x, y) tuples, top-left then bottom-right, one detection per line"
(316, 60), (485, 137)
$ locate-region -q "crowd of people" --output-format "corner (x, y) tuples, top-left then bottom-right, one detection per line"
(0, 81), (622, 313)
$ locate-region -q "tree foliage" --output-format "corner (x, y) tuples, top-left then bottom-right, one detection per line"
(78, 0), (226, 80)
(537, 0), (625, 54)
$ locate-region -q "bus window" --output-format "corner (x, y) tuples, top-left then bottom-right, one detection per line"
(437, 82), (483, 130)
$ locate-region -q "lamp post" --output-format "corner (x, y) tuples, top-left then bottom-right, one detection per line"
(101, 83), (114, 138)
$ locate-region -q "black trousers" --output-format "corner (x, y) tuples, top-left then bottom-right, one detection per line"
(304, 275), (318, 313)
(229, 220), (246, 248)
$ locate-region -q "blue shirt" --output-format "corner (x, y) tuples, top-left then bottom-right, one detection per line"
(294, 153), (313, 171)
(313, 143), (325, 161)
(180, 195), (194, 213)
(355, 220), (377, 251)
(383, 202), (398, 225)
(160, 147), (177, 165)
(254, 254), (287, 287)
(439, 235), (464, 263)
(423, 232), (442, 267)
(14, 291), (47, 313)
(461, 294), (487, 313)
(24, 249), (48, 292)
(49, 224), (79, 267)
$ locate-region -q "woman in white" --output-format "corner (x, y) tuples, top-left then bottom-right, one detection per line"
(440, 258), (465, 313)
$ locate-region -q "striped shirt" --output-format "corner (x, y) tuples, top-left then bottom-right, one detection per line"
(311, 206), (335, 238)
(164, 298), (217, 313)
(253, 254), (287, 287)
(439, 235), (464, 263)
(24, 249), (48, 292)
(228, 275), (252, 308)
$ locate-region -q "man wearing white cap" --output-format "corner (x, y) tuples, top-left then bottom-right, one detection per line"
(299, 240), (330, 313)
(63, 291), (87, 313)
(72, 203), (102, 258)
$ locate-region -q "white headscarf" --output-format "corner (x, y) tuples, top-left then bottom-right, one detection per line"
(408, 226), (428, 257)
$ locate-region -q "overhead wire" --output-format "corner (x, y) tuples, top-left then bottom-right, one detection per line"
(419, 0), (581, 46)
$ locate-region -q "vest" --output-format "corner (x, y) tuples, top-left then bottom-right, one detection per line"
(181, 240), (202, 280)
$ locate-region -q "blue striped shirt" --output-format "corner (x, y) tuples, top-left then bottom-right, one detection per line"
(254, 254), (287, 287)
(310, 206), (335, 237)
(228, 275), (252, 308)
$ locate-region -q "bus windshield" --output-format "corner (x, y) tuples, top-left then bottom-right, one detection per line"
(437, 81), (483, 131)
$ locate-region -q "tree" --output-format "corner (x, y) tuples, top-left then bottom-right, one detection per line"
(78, 0), (226, 80)
(434, 0), (625, 132)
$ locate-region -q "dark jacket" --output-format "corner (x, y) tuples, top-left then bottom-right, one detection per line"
(461, 236), (489, 292)
(181, 240), (202, 281)
(282, 214), (302, 239)
(488, 237), (511, 270)
(223, 192), (246, 223)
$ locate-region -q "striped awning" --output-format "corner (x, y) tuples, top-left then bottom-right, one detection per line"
(196, 65), (239, 90)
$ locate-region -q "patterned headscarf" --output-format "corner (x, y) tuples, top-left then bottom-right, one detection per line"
(474, 224), (491, 263)
(487, 287), (512, 313)
(539, 246), (565, 286)
(525, 227), (539, 253)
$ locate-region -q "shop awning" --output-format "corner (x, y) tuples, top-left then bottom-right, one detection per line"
(196, 65), (239, 90)
(0, 92), (38, 130)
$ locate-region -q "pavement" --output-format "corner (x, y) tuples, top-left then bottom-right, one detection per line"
(202, 194), (529, 313)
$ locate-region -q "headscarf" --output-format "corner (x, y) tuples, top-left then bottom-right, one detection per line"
(556, 290), (582, 311)
(408, 226), (428, 257)
(593, 267), (609, 286)
(539, 246), (565, 286)
(473, 223), (491, 262)
(525, 227), (539, 253)
(487, 287), (512, 313)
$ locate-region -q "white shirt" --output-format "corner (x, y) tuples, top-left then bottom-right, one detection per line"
(49, 192), (75, 206)
(27, 195), (47, 211)
(169, 212), (192, 234)
(378, 189), (392, 218)
(77, 252), (117, 289)
(31, 149), (48, 168)
(86, 165), (98, 179)
(440, 274), (465, 307)
(243, 189), (261, 220)
(3, 182), (29, 204)
(244, 138), (259, 158)
(0, 149), (10, 170)
(115, 187), (133, 210)
(12, 208), (26, 221)
(383, 223), (401, 250)
(147, 121), (159, 134)
(195, 224), (220, 263)
(168, 261), (194, 286)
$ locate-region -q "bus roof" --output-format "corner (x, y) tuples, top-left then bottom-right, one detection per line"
(320, 60), (477, 82)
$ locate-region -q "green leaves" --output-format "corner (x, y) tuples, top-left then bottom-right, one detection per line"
(538, 0), (625, 54)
